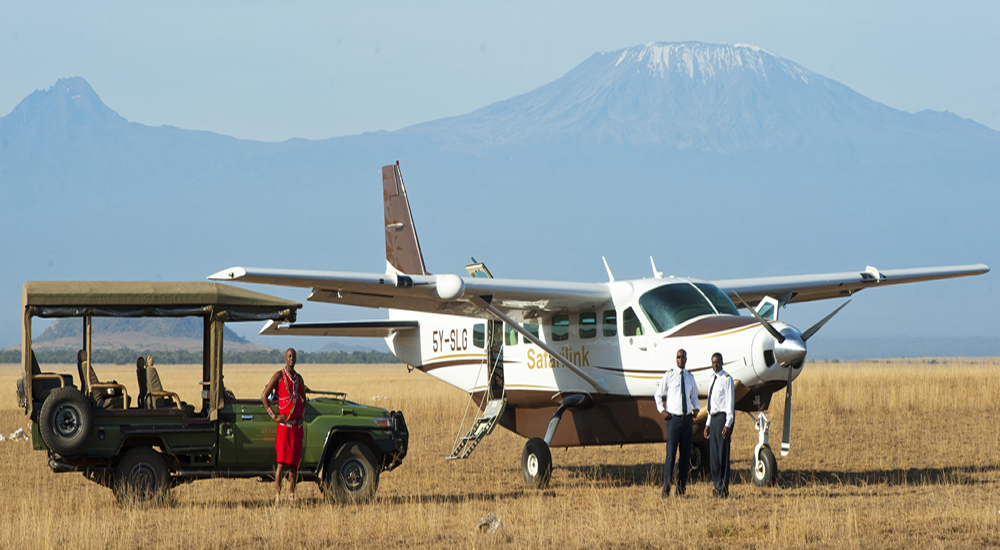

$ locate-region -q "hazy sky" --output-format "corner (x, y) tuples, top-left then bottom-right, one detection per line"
(2, 1), (998, 141)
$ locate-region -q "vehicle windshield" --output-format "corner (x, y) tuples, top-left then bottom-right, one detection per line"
(638, 282), (737, 333)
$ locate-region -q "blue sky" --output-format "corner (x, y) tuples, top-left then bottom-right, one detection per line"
(2, 1), (998, 140)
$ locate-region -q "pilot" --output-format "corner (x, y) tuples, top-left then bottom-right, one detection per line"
(261, 348), (308, 507)
(654, 348), (700, 498)
(703, 352), (735, 498)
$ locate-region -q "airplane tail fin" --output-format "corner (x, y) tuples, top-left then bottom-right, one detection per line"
(383, 162), (429, 276)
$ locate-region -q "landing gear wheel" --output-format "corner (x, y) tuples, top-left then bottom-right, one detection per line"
(114, 446), (170, 504)
(324, 441), (380, 504)
(690, 442), (710, 481)
(39, 386), (94, 457)
(521, 437), (552, 489)
(752, 445), (777, 487)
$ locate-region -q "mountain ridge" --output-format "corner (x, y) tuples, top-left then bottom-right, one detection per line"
(1, 42), (996, 358)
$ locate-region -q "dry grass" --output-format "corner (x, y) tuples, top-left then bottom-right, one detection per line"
(2, 358), (999, 549)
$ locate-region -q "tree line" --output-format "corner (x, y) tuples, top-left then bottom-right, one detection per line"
(0, 348), (399, 365)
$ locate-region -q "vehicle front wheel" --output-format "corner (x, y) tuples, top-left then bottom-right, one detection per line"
(752, 445), (777, 487)
(323, 441), (380, 504)
(39, 386), (94, 457)
(114, 447), (170, 505)
(521, 437), (552, 489)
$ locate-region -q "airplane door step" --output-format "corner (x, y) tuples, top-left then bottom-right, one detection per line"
(446, 398), (506, 460)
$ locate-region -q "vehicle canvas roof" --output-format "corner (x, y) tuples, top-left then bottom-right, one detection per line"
(23, 281), (301, 313)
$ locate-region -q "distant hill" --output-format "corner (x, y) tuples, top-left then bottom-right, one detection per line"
(1, 42), (996, 359)
(30, 317), (265, 352)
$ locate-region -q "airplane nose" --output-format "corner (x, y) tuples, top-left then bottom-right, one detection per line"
(774, 330), (806, 367)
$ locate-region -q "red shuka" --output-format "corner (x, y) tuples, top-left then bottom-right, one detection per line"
(276, 368), (305, 467)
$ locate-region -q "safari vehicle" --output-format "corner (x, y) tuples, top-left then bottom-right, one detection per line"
(16, 281), (408, 504)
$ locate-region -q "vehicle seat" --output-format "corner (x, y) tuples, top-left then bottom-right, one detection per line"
(136, 356), (149, 408)
(29, 350), (74, 401)
(145, 363), (195, 415)
(85, 352), (130, 410)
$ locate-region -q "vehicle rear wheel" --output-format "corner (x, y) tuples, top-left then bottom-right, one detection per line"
(39, 386), (94, 457)
(114, 447), (170, 505)
(521, 437), (552, 489)
(752, 445), (777, 487)
(323, 441), (380, 504)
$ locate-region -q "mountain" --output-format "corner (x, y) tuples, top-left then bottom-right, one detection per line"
(1, 43), (997, 358)
(27, 317), (265, 352)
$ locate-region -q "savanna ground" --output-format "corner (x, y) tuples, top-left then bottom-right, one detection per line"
(2, 358), (999, 549)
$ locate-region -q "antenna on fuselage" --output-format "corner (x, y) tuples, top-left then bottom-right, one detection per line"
(650, 257), (664, 279)
(602, 257), (614, 282)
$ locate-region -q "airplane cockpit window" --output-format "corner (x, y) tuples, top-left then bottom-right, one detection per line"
(622, 307), (644, 336)
(579, 312), (596, 339)
(639, 282), (725, 333)
(602, 310), (617, 337)
(551, 314), (569, 341)
(693, 283), (740, 316)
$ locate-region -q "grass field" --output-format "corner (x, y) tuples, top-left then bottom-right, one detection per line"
(2, 359), (999, 549)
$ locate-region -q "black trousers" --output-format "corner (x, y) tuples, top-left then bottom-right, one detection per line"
(709, 413), (732, 496)
(664, 414), (693, 494)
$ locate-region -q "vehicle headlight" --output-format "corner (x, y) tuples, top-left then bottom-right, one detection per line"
(373, 417), (392, 429)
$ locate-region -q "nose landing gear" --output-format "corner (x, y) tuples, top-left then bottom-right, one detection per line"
(748, 411), (777, 486)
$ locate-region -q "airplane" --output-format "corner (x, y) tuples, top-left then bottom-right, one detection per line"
(209, 162), (989, 489)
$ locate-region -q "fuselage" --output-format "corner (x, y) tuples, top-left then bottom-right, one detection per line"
(386, 277), (801, 446)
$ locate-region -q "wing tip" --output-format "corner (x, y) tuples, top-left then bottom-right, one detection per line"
(207, 266), (248, 281)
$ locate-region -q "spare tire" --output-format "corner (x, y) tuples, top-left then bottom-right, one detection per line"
(39, 386), (94, 457)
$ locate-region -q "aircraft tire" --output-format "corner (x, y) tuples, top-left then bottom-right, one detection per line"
(752, 445), (777, 487)
(324, 441), (380, 504)
(114, 446), (170, 505)
(690, 441), (710, 481)
(38, 386), (94, 457)
(521, 437), (552, 489)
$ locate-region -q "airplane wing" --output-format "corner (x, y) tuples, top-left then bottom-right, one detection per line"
(208, 266), (611, 321)
(712, 264), (990, 306)
(259, 319), (418, 337)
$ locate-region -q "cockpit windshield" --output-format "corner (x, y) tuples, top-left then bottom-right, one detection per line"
(694, 283), (740, 316)
(638, 282), (739, 333)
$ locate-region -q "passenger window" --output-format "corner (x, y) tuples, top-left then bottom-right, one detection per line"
(623, 307), (644, 337)
(602, 310), (617, 337)
(579, 312), (596, 339)
(523, 323), (540, 343)
(505, 323), (518, 346)
(551, 314), (569, 341)
(473, 323), (485, 348)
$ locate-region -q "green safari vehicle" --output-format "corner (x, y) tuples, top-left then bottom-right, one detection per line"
(15, 281), (408, 504)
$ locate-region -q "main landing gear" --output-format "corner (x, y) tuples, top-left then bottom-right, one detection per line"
(748, 411), (777, 486)
(520, 394), (588, 489)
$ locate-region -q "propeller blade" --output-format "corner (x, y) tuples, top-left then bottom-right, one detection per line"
(801, 300), (851, 342)
(732, 291), (785, 344)
(780, 364), (793, 457)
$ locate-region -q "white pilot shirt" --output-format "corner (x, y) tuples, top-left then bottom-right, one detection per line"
(707, 369), (735, 429)
(654, 367), (700, 416)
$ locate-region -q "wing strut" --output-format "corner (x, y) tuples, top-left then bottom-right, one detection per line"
(470, 296), (608, 394)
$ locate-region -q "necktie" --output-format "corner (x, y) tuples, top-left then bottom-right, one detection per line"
(708, 375), (717, 416)
(680, 369), (688, 415)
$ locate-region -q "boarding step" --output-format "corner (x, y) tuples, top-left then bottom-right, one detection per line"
(446, 398), (506, 460)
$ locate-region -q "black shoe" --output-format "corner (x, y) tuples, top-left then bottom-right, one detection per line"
(661, 486), (670, 498)
(711, 489), (719, 498)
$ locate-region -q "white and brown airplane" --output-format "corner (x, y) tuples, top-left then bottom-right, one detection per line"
(209, 162), (989, 489)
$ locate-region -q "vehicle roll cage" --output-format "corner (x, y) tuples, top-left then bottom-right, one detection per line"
(21, 281), (301, 421)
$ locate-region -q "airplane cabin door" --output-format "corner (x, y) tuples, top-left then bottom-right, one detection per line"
(619, 306), (653, 392)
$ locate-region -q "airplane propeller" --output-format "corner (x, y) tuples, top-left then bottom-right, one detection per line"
(732, 292), (851, 457)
